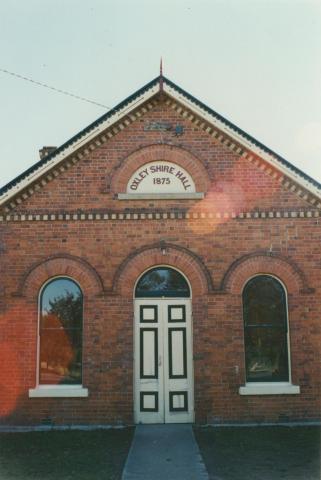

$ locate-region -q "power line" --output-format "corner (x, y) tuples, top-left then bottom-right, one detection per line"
(0, 67), (110, 109)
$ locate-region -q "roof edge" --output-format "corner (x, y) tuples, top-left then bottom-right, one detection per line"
(1, 74), (321, 207)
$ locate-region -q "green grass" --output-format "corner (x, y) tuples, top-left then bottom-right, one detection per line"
(194, 425), (321, 480)
(0, 428), (134, 480)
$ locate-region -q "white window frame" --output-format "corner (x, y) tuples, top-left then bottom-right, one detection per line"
(29, 276), (88, 398)
(239, 274), (300, 396)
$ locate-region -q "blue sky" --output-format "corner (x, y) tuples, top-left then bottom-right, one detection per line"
(1, 0), (321, 188)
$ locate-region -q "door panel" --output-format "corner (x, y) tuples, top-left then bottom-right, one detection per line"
(135, 299), (193, 424)
(140, 329), (158, 378)
(168, 328), (187, 378)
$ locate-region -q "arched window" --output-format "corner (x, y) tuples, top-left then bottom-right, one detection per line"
(39, 277), (83, 385)
(243, 275), (289, 383)
(135, 267), (190, 298)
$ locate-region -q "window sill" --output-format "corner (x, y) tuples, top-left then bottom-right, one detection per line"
(118, 193), (204, 200)
(29, 386), (88, 398)
(239, 383), (300, 395)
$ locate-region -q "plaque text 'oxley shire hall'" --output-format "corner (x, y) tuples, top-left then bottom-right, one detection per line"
(128, 162), (194, 192)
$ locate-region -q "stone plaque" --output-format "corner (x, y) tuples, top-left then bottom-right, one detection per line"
(126, 161), (195, 193)
(144, 121), (172, 131)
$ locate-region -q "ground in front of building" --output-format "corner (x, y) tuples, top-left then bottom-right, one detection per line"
(0, 425), (319, 479)
(194, 425), (321, 480)
(0, 428), (134, 480)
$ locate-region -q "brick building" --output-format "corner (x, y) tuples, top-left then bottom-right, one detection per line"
(1, 75), (321, 426)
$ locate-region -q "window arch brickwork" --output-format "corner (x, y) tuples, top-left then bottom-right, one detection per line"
(114, 243), (213, 297)
(222, 253), (306, 295)
(21, 255), (104, 300)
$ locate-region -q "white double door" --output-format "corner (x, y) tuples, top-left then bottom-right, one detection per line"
(134, 298), (194, 424)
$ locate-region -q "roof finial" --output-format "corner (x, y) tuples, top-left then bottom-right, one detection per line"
(159, 57), (163, 91)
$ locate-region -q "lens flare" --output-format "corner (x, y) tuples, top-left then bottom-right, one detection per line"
(187, 180), (245, 234)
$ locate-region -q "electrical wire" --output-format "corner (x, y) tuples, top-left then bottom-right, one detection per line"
(0, 67), (110, 109)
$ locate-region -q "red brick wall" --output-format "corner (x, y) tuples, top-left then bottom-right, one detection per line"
(12, 101), (311, 213)
(1, 99), (321, 426)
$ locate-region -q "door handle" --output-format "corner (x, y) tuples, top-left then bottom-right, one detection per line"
(158, 356), (162, 366)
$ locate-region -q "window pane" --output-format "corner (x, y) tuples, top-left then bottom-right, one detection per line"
(135, 268), (190, 297)
(243, 276), (287, 327)
(40, 278), (83, 385)
(39, 329), (82, 385)
(41, 278), (82, 329)
(245, 327), (289, 382)
(243, 275), (290, 383)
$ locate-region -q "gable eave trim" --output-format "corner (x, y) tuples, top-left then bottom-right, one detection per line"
(1, 75), (321, 208)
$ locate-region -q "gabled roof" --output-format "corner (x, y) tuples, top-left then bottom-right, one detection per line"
(1, 75), (321, 209)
